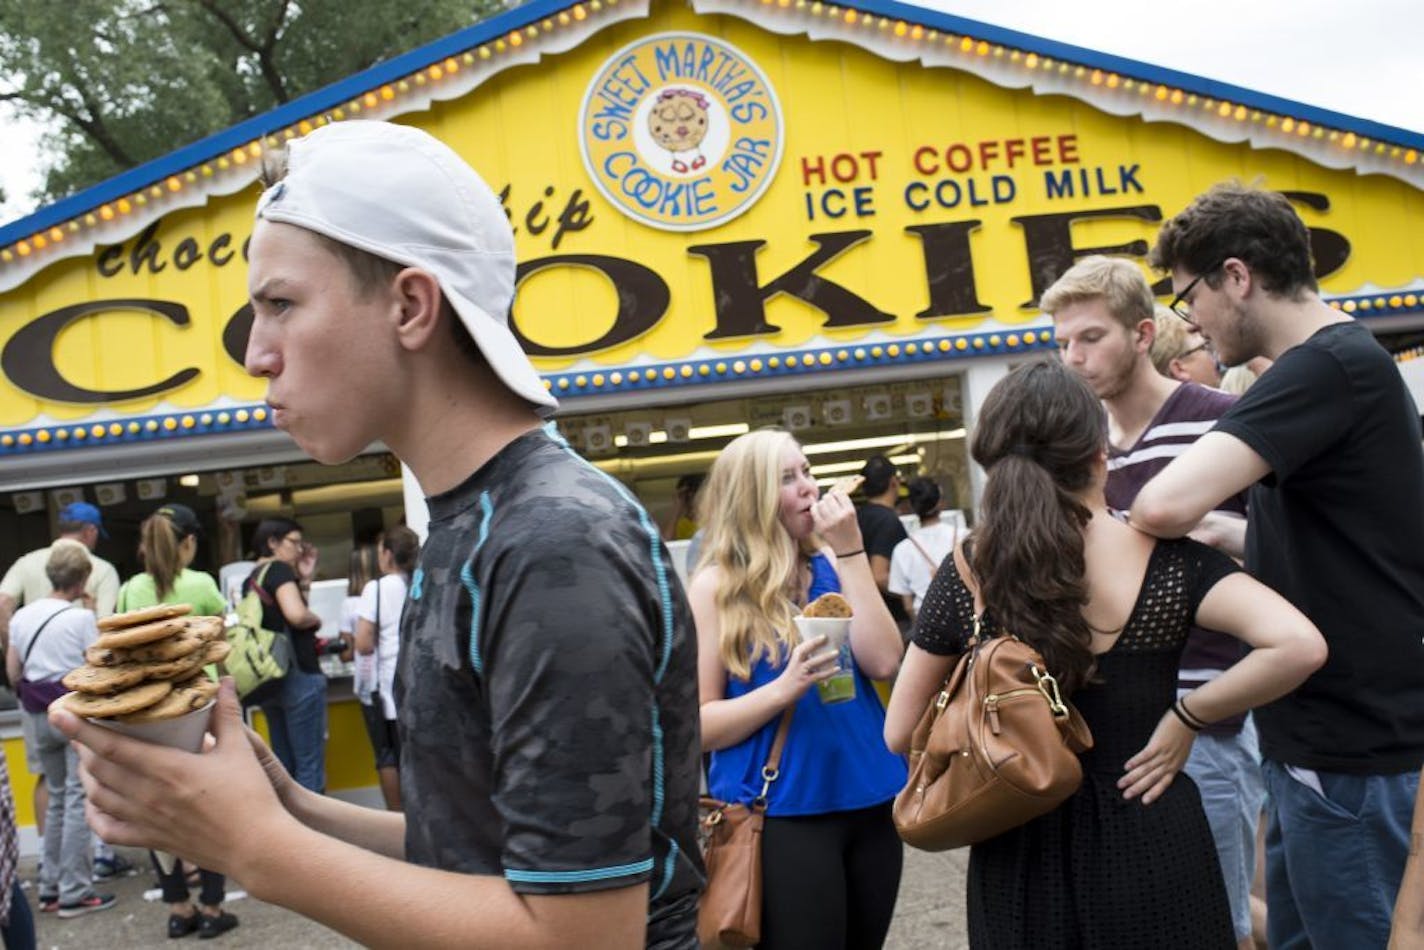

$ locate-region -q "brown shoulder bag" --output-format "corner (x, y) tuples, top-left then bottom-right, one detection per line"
(893, 545), (1093, 851)
(696, 708), (793, 948)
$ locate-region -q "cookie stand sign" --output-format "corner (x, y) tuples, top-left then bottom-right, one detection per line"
(579, 33), (784, 232)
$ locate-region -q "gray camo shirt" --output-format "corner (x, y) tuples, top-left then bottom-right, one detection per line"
(397, 426), (703, 947)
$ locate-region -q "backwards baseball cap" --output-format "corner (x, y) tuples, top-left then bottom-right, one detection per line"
(58, 501), (108, 539)
(155, 503), (202, 538)
(254, 121), (557, 414)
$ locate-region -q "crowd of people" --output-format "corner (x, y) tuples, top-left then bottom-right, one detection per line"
(0, 121), (1410, 950)
(0, 499), (418, 945)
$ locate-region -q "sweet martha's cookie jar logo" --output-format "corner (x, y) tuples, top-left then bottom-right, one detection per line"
(579, 33), (784, 232)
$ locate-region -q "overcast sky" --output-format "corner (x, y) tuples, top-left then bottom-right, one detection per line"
(1, 0), (1420, 227)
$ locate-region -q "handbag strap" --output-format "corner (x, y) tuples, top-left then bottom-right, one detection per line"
(950, 541), (989, 645)
(752, 708), (795, 807)
(250, 561), (277, 608)
(372, 577), (381, 685)
(908, 536), (937, 570)
(22, 603), (76, 667)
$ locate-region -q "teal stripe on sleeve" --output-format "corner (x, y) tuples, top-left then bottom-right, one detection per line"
(504, 858), (654, 885)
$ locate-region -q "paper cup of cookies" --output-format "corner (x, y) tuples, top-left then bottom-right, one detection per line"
(57, 604), (229, 752)
(794, 593), (856, 705)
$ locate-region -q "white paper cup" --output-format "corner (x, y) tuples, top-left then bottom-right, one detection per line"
(89, 700), (216, 875)
(792, 616), (851, 652)
(90, 700), (215, 753)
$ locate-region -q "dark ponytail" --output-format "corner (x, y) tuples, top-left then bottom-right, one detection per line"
(906, 477), (942, 520)
(969, 360), (1105, 694)
(381, 526), (421, 576)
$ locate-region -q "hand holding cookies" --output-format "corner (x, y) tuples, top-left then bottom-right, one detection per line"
(47, 604), (298, 875)
(51, 676), (296, 877)
(812, 474), (865, 557)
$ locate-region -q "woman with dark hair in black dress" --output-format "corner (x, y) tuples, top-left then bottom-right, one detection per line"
(885, 360), (1327, 948)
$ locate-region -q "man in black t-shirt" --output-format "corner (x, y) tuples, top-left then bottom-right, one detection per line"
(855, 455), (909, 632)
(1132, 183), (1424, 949)
(54, 121), (703, 949)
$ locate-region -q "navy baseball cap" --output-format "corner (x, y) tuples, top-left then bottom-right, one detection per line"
(58, 501), (108, 539)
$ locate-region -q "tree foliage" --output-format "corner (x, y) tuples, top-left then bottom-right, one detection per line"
(0, 0), (509, 203)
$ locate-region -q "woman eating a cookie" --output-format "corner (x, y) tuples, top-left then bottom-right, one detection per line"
(117, 503), (239, 940)
(688, 428), (907, 949)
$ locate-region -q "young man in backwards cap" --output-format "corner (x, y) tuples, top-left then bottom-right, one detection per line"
(54, 120), (704, 949)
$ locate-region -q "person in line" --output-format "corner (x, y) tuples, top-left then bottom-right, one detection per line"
(1150, 304), (1224, 387)
(1044, 254), (1259, 947)
(855, 455), (909, 633)
(54, 119), (703, 948)
(691, 428), (906, 949)
(0, 502), (120, 862)
(245, 517), (326, 794)
(6, 546), (115, 919)
(1132, 183), (1424, 948)
(353, 527), (420, 812)
(116, 503), (239, 940)
(885, 360), (1326, 948)
(661, 473), (703, 543)
(887, 477), (958, 624)
(337, 544), (379, 666)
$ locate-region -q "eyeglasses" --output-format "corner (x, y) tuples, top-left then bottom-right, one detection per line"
(1167, 262), (1225, 323)
(281, 534), (304, 547)
(1178, 342), (1211, 361)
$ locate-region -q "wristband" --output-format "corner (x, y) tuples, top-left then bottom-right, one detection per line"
(835, 548), (865, 558)
(1173, 697), (1209, 731)
(1169, 701), (1201, 732)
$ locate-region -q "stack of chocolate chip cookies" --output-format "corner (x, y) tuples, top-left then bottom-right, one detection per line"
(57, 605), (229, 723)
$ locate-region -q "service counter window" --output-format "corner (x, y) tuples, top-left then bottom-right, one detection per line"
(552, 374), (974, 584)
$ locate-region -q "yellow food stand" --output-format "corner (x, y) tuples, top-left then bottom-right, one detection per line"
(0, 0), (1421, 840)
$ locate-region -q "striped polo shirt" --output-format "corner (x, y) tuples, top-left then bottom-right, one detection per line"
(1106, 382), (1249, 735)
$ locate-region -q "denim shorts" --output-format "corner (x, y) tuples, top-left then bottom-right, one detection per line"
(1184, 716), (1265, 941)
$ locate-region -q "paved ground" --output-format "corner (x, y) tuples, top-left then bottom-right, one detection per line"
(27, 844), (968, 948)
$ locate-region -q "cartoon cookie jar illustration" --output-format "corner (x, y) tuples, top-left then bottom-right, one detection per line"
(648, 88), (710, 174)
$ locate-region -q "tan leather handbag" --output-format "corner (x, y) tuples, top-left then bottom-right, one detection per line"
(697, 709), (793, 948)
(893, 546), (1093, 851)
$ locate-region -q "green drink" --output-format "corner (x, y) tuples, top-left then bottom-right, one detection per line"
(793, 616), (857, 705)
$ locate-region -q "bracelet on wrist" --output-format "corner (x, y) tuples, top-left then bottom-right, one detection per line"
(835, 548), (865, 558)
(1169, 701), (1202, 732)
(1178, 695), (1210, 729)
(1172, 697), (1209, 732)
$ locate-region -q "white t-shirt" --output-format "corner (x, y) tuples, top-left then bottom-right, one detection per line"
(11, 597), (99, 681)
(888, 521), (961, 613)
(339, 594), (378, 701)
(357, 574), (407, 721)
(1, 540), (120, 618)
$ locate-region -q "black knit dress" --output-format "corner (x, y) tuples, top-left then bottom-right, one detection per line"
(913, 538), (1237, 949)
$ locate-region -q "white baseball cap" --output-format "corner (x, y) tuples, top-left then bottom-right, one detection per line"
(255, 120), (557, 414)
